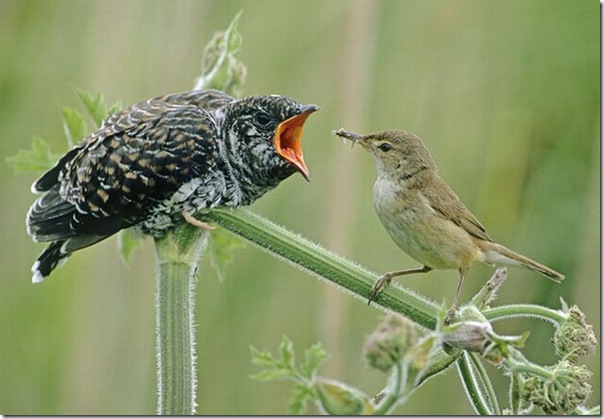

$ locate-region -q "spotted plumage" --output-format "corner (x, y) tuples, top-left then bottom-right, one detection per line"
(27, 89), (318, 282)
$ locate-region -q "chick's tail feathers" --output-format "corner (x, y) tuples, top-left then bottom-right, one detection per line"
(27, 185), (123, 282)
(31, 241), (71, 283)
(482, 242), (565, 283)
(30, 232), (116, 283)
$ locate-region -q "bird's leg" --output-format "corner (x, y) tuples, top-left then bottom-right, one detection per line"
(182, 211), (216, 230)
(368, 265), (432, 305)
(445, 267), (468, 324)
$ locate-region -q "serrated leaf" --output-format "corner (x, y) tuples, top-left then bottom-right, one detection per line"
(117, 228), (145, 264)
(250, 368), (291, 382)
(61, 107), (88, 147)
(6, 136), (60, 172)
(207, 227), (245, 282)
(224, 10), (244, 53)
(279, 335), (295, 370)
(76, 90), (109, 127)
(289, 384), (313, 415)
(301, 343), (328, 379)
(250, 346), (278, 367)
(194, 10), (246, 95)
(107, 101), (123, 117)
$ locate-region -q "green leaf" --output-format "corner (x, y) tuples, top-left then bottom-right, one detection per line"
(279, 335), (296, 370)
(117, 228), (145, 264)
(6, 136), (60, 172)
(250, 346), (278, 367)
(61, 107), (88, 148)
(194, 10), (247, 96)
(289, 384), (313, 415)
(76, 90), (109, 127)
(250, 338), (328, 414)
(250, 368), (291, 382)
(250, 342), (296, 382)
(301, 343), (328, 379)
(207, 227), (245, 282)
(107, 100), (123, 117)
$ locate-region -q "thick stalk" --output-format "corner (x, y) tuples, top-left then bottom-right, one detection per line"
(152, 12), (244, 415)
(205, 207), (440, 330)
(154, 225), (209, 415)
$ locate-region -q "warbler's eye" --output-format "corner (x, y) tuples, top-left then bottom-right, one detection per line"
(378, 143), (392, 152)
(254, 112), (272, 127)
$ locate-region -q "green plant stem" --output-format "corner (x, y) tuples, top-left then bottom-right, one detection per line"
(373, 361), (404, 415)
(152, 12), (244, 415)
(457, 352), (492, 415)
(483, 304), (566, 325)
(510, 371), (522, 415)
(205, 207), (440, 330)
(505, 357), (553, 379)
(468, 352), (500, 415)
(154, 225), (209, 415)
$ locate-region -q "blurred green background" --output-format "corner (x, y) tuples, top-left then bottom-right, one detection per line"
(0, 0), (599, 415)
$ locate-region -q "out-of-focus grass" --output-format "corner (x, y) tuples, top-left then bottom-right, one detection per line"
(0, 0), (598, 414)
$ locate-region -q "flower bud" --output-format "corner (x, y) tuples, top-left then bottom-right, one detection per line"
(522, 360), (592, 414)
(553, 304), (597, 362)
(363, 314), (419, 372)
(314, 378), (373, 415)
(441, 306), (492, 353)
(441, 320), (492, 352)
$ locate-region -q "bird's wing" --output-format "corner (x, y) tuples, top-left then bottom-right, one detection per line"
(423, 175), (492, 242)
(31, 89), (232, 193)
(28, 97), (220, 241)
(159, 89), (234, 110)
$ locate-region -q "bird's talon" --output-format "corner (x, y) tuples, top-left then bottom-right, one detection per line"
(444, 306), (457, 325)
(182, 211), (216, 230)
(367, 275), (391, 305)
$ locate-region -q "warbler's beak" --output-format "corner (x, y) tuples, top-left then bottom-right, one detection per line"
(274, 104), (319, 182)
(333, 128), (364, 147)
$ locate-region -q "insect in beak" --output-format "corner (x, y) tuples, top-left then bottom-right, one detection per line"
(333, 128), (364, 149)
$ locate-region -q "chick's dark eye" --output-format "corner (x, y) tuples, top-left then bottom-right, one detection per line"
(378, 143), (392, 152)
(254, 112), (272, 127)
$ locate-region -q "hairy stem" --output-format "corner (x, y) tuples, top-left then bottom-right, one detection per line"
(154, 226), (208, 415)
(152, 12), (244, 415)
(468, 352), (500, 415)
(483, 304), (566, 326)
(457, 351), (492, 415)
(205, 207), (440, 330)
(372, 361), (405, 415)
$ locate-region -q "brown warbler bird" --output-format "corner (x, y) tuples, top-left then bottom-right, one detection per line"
(334, 128), (564, 316)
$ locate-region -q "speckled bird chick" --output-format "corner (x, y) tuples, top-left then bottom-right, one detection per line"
(27, 89), (319, 283)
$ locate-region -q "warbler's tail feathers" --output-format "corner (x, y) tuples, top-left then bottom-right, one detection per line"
(484, 243), (565, 283)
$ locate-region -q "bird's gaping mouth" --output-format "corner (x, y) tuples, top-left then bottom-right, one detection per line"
(274, 104), (319, 182)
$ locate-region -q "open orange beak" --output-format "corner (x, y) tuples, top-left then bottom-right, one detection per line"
(273, 104), (319, 182)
